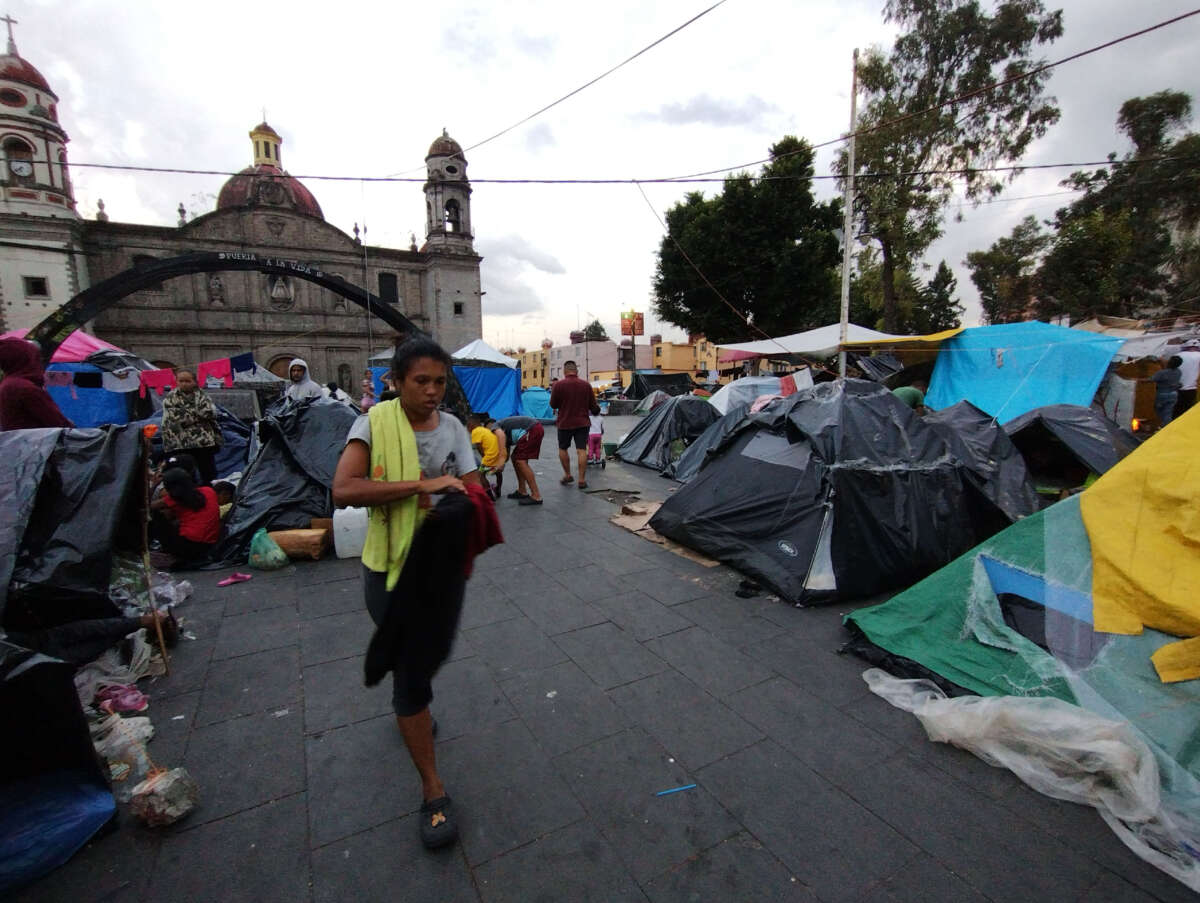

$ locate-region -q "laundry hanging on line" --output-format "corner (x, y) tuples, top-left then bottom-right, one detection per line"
(197, 358), (233, 388)
(139, 369), (177, 398)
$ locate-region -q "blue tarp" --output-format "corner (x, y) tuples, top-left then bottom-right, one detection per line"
(368, 366), (389, 400)
(44, 363), (133, 428)
(925, 322), (1123, 422)
(521, 387), (555, 423)
(453, 365), (522, 419)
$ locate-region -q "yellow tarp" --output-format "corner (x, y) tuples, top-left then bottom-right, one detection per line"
(839, 327), (965, 349)
(1081, 405), (1200, 682)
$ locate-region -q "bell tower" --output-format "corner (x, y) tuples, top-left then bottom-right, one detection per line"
(423, 129), (473, 253)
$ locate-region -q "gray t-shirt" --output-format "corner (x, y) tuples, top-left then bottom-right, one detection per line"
(345, 410), (477, 481)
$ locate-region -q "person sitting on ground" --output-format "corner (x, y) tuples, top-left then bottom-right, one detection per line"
(150, 467), (221, 565)
(332, 336), (483, 851)
(549, 360), (599, 488)
(891, 379), (928, 415)
(467, 411), (503, 498)
(161, 369), (223, 484)
(495, 414), (544, 505)
(0, 337), (73, 431)
(1151, 355), (1183, 428)
(284, 358), (325, 402)
(212, 480), (237, 520)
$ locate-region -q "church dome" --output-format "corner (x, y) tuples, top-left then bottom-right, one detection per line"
(216, 164), (324, 219)
(427, 130), (465, 159)
(0, 51), (50, 93)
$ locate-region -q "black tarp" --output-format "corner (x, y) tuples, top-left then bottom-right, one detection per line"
(624, 371), (696, 400)
(139, 403), (253, 479)
(210, 396), (358, 565)
(1003, 404), (1139, 483)
(649, 380), (1008, 605)
(924, 400), (1040, 521)
(851, 352), (903, 382)
(665, 401), (750, 482)
(3, 426), (142, 630)
(615, 395), (721, 472)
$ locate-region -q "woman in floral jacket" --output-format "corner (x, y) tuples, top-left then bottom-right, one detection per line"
(161, 369), (223, 484)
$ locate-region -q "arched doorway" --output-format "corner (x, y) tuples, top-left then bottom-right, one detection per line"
(268, 355), (298, 379)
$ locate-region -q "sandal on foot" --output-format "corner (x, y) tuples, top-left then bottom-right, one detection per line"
(560, 475), (574, 485)
(506, 491), (529, 500)
(577, 482), (588, 490)
(518, 497), (543, 506)
(419, 795), (458, 849)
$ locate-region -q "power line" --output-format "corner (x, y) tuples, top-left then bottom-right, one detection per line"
(660, 7), (1200, 181)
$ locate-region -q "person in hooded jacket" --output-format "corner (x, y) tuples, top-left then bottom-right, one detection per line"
(0, 337), (73, 431)
(161, 369), (223, 484)
(285, 358), (324, 402)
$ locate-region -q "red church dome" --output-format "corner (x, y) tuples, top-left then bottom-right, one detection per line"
(216, 163), (324, 220)
(0, 51), (52, 94)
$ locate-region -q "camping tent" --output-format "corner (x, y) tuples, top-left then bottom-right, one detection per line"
(665, 402), (750, 482)
(614, 395), (722, 472)
(633, 390), (670, 414)
(624, 371), (695, 400)
(451, 339), (518, 368)
(649, 380), (1011, 604)
(450, 339), (521, 418)
(924, 401), (1040, 521)
(212, 397), (358, 565)
(521, 387), (554, 423)
(925, 322), (1123, 421)
(707, 371), (815, 414)
(0, 328), (121, 362)
(1003, 404), (1138, 489)
(138, 404), (253, 479)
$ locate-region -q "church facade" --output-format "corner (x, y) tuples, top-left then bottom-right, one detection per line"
(0, 26), (483, 387)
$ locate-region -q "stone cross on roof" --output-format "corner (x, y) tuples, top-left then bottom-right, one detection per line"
(1, 14), (18, 55)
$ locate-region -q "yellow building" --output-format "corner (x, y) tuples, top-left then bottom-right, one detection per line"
(650, 334), (719, 377)
(519, 343), (551, 389)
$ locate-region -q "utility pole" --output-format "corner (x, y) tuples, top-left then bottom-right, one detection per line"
(838, 49), (859, 380)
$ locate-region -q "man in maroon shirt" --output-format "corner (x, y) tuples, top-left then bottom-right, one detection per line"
(549, 360), (599, 488)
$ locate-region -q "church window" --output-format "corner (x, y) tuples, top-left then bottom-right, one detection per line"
(255, 141), (260, 158)
(444, 199), (461, 233)
(453, 301), (464, 316)
(22, 276), (48, 297)
(445, 164), (458, 174)
(0, 88), (24, 106)
(378, 272), (399, 304)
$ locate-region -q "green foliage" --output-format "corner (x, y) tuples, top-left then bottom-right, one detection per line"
(965, 215), (1048, 323)
(581, 319), (608, 341)
(912, 261), (965, 333)
(1038, 209), (1135, 318)
(651, 137), (842, 344)
(852, 253), (962, 332)
(840, 0), (1063, 331)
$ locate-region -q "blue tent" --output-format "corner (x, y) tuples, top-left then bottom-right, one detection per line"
(521, 387), (554, 423)
(453, 364), (522, 419)
(925, 322), (1123, 422)
(44, 362), (133, 428)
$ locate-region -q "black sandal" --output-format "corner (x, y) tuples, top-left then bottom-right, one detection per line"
(419, 795), (458, 849)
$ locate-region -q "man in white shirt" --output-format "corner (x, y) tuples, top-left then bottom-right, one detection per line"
(1175, 344), (1200, 418)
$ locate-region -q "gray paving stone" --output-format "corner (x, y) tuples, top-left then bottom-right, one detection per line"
(748, 631), (872, 707)
(438, 718), (586, 866)
(550, 562), (628, 603)
(500, 659), (629, 756)
(729, 676), (897, 785)
(618, 568), (711, 606)
(476, 540), (532, 568)
(555, 727), (740, 884)
(298, 576), (365, 620)
(182, 707), (306, 825)
(642, 832), (814, 902)
(215, 578), (299, 616)
(195, 645), (301, 726)
(459, 583), (522, 630)
(488, 562), (548, 598)
(430, 654), (518, 740)
(842, 752), (1108, 901)
(303, 654), (393, 734)
(463, 614), (569, 679)
(147, 689), (200, 767)
(673, 593), (786, 646)
(553, 621), (668, 690)
(147, 602), (223, 699)
(300, 608), (374, 666)
(871, 853), (991, 903)
(511, 582), (608, 636)
(608, 669), (764, 770)
(644, 626), (775, 698)
(590, 589), (693, 641)
(306, 714), (420, 847)
(147, 793), (309, 903)
(474, 819), (646, 903)
(311, 812), (478, 903)
(697, 740), (921, 903)
(210, 603), (301, 662)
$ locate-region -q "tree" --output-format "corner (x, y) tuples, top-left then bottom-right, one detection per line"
(851, 252), (963, 332)
(839, 0), (1063, 332)
(652, 137), (842, 343)
(582, 319), (608, 341)
(965, 215), (1048, 323)
(911, 261), (964, 332)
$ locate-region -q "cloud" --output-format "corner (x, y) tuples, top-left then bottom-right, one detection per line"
(477, 233), (569, 317)
(477, 235), (566, 275)
(512, 30), (555, 59)
(634, 93), (778, 127)
(524, 122), (556, 152)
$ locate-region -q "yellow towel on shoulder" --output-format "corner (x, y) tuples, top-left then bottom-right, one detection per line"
(361, 399), (425, 591)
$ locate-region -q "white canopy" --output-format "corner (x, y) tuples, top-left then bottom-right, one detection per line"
(708, 371), (816, 414)
(451, 339), (519, 368)
(719, 323), (902, 359)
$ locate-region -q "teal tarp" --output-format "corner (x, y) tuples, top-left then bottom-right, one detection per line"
(925, 322), (1122, 422)
(453, 365), (522, 419)
(521, 387), (554, 423)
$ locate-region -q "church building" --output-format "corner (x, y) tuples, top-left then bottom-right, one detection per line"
(0, 22), (483, 386)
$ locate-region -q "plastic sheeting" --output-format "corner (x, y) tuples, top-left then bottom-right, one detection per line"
(452, 364), (522, 419)
(44, 363), (134, 428)
(615, 395), (722, 473)
(210, 397), (358, 565)
(521, 387), (554, 423)
(650, 380), (1008, 604)
(708, 373), (814, 414)
(452, 339), (519, 368)
(4, 425), (142, 629)
(925, 322), (1123, 421)
(139, 404), (252, 480)
(633, 390), (670, 414)
(665, 402), (750, 482)
(924, 401), (1040, 522)
(624, 371), (695, 400)
(1004, 404), (1138, 478)
(0, 328), (121, 363)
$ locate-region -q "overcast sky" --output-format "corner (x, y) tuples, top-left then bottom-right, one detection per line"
(17, 0), (1200, 349)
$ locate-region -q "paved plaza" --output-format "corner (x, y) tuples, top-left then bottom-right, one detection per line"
(16, 421), (1190, 903)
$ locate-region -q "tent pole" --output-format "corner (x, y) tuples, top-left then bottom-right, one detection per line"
(140, 434), (170, 674)
(838, 49), (859, 380)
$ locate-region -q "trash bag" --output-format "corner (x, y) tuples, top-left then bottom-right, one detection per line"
(863, 668), (1200, 892)
(248, 528), (289, 571)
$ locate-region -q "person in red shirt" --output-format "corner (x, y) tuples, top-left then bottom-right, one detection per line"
(151, 467), (220, 564)
(549, 360), (600, 488)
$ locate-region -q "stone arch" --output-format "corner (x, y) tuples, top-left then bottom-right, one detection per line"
(268, 355), (299, 379)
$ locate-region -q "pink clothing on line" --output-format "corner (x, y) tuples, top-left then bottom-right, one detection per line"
(196, 358), (233, 388)
(139, 369), (178, 398)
